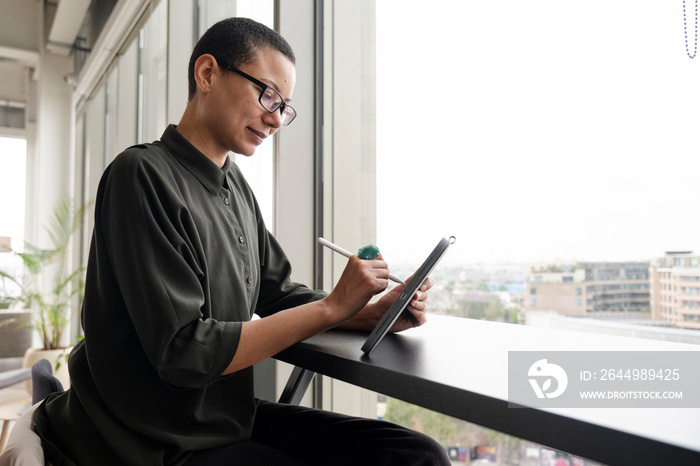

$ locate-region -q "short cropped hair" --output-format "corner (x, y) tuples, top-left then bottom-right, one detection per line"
(187, 17), (296, 100)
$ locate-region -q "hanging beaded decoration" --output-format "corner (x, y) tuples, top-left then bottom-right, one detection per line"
(684, 0), (698, 58)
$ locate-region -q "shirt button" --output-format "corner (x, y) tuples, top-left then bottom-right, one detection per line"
(246, 276), (253, 283)
(238, 236), (245, 243)
(224, 198), (230, 205)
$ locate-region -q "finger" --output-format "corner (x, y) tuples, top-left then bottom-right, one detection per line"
(350, 255), (387, 275)
(365, 261), (389, 281)
(373, 260), (390, 272)
(347, 256), (388, 293)
(369, 272), (389, 293)
(403, 306), (428, 326)
(408, 297), (427, 312)
(362, 256), (388, 269)
(368, 262), (391, 287)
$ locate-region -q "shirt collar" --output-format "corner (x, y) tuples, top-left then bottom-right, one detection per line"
(160, 124), (232, 194)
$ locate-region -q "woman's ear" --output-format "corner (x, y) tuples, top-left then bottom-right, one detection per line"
(193, 54), (217, 95)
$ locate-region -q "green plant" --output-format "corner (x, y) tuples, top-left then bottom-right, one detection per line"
(0, 197), (91, 350)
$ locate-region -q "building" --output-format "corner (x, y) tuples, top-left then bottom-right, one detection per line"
(650, 251), (700, 329)
(526, 261), (650, 316)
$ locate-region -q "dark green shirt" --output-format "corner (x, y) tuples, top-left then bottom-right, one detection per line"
(34, 125), (326, 465)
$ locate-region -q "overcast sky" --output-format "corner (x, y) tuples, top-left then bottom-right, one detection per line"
(375, 0), (700, 267)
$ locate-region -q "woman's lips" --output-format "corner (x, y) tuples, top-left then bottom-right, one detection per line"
(247, 127), (266, 145)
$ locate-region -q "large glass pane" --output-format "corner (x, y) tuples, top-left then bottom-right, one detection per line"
(105, 65), (119, 167)
(0, 136), (27, 302)
(370, 1), (700, 463)
(83, 83), (107, 250)
(376, 0), (700, 334)
(232, 0), (275, 230)
(381, 396), (602, 465)
(196, 0), (236, 34)
(0, 105), (25, 129)
(138, 0), (168, 143)
(116, 37), (139, 155)
(196, 0), (276, 229)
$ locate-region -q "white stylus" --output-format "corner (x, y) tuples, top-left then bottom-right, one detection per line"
(317, 237), (405, 284)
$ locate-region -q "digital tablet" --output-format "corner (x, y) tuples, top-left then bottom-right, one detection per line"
(361, 236), (456, 355)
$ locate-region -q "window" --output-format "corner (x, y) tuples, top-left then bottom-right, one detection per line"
(365, 1), (700, 462)
(0, 105), (25, 130)
(0, 136), (27, 300)
(220, 0), (275, 229)
(375, 0), (700, 328)
(0, 137), (26, 244)
(138, 0), (168, 143)
(196, 0), (276, 228)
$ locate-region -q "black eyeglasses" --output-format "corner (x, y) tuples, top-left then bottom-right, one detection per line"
(218, 61), (297, 126)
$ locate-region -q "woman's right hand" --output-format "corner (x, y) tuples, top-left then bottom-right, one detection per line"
(324, 254), (390, 324)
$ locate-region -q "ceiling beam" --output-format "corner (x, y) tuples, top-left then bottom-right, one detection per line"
(47, 0), (93, 56)
(0, 45), (40, 68)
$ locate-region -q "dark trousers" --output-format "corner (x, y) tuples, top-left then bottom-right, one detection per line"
(184, 400), (451, 466)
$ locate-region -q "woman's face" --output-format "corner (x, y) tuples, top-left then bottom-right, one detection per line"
(205, 47), (296, 157)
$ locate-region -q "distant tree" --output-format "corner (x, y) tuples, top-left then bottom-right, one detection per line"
(486, 428), (521, 465)
(452, 300), (487, 319)
(384, 397), (418, 427)
(508, 306), (521, 324)
(484, 300), (505, 322)
(384, 398), (457, 445)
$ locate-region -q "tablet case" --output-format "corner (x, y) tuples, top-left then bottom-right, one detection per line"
(361, 236), (455, 355)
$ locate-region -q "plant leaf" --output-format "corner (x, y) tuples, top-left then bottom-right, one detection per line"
(0, 197), (92, 350)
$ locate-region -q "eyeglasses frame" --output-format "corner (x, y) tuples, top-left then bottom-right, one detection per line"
(217, 60), (297, 126)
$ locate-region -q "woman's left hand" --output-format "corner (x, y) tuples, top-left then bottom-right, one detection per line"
(345, 274), (434, 333)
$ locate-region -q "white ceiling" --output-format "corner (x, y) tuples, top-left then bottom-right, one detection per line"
(0, 0), (90, 104)
(47, 0), (91, 55)
(0, 61), (28, 103)
(0, 0), (40, 103)
(0, 0), (40, 52)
